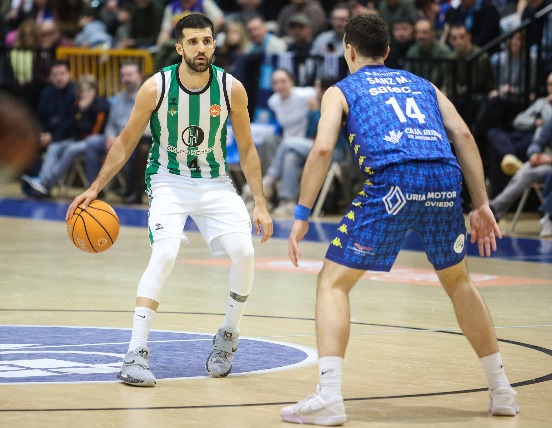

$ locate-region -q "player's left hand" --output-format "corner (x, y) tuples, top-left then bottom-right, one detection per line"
(253, 204), (273, 243)
(469, 205), (502, 257)
(288, 220), (309, 267)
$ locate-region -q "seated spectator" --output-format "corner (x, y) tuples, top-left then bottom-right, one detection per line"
(112, 3), (133, 48)
(74, 6), (112, 48)
(23, 60), (76, 181)
(405, 19), (452, 91)
(213, 20), (252, 82)
(440, 0), (501, 51)
(155, 0), (224, 69)
(116, 0), (164, 50)
(446, 23), (495, 121)
(287, 13), (315, 85)
(378, 0), (419, 30)
(349, 0), (379, 16)
(415, 0), (451, 39)
(4, 0), (53, 47)
(310, 2), (350, 57)
(10, 19), (41, 86)
(538, 171), (552, 237)
(246, 14), (287, 54)
(263, 76), (348, 217)
(97, 0), (120, 37)
(241, 68), (316, 206)
(277, 0), (327, 41)
(385, 14), (416, 69)
(84, 62), (148, 203)
(486, 71), (552, 197)
(490, 116), (552, 223)
(225, 0), (264, 27)
(21, 75), (109, 198)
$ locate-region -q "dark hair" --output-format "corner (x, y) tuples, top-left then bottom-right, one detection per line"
(272, 68), (295, 83)
(392, 13), (415, 26)
(50, 60), (70, 72)
(344, 14), (389, 59)
(174, 13), (215, 43)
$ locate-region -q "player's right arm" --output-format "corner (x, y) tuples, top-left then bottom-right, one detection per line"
(65, 77), (157, 220)
(432, 83), (502, 257)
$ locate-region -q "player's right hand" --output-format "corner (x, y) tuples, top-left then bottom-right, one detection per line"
(288, 220), (309, 267)
(65, 189), (98, 221)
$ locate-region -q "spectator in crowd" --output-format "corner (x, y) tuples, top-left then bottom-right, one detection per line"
(9, 18), (41, 86)
(74, 6), (112, 48)
(446, 23), (495, 121)
(378, 0), (419, 30)
(287, 13), (315, 85)
(25, 60), (76, 180)
(112, 3), (133, 48)
(415, 0), (451, 39)
(538, 171), (552, 237)
(3, 0), (53, 47)
(241, 68), (316, 207)
(440, 0), (501, 50)
(277, 0), (327, 40)
(213, 20), (252, 82)
(84, 62), (146, 199)
(486, 71), (552, 197)
(349, 0), (379, 16)
(310, 2), (350, 57)
(405, 18), (452, 91)
(116, 0), (164, 50)
(97, 0), (120, 37)
(246, 14), (287, 54)
(263, 76), (348, 217)
(52, 0), (85, 40)
(155, 0), (224, 69)
(490, 116), (552, 223)
(225, 0), (263, 27)
(21, 75), (109, 198)
(385, 13), (416, 69)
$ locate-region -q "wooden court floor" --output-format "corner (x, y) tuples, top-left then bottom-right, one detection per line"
(0, 188), (551, 428)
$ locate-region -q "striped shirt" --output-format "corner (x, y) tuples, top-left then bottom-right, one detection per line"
(146, 63), (231, 182)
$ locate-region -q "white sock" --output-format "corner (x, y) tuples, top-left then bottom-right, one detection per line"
(318, 356), (344, 400)
(480, 352), (512, 391)
(222, 293), (247, 332)
(128, 307), (156, 352)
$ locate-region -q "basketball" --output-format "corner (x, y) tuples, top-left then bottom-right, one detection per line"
(67, 200), (120, 253)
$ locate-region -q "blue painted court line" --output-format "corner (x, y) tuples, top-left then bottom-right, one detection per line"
(1, 197), (551, 264)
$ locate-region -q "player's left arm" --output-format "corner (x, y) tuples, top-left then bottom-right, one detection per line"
(230, 77), (273, 242)
(433, 83), (501, 256)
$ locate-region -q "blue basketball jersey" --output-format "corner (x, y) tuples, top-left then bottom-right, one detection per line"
(335, 65), (461, 176)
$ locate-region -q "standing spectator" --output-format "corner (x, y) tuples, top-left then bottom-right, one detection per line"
(310, 2), (350, 57)
(9, 18), (41, 86)
(287, 13), (315, 85)
(23, 60), (75, 183)
(116, 0), (164, 50)
(447, 23), (495, 121)
(74, 6), (112, 48)
(385, 14), (416, 69)
(378, 0), (419, 29)
(277, 0), (327, 40)
(490, 117), (552, 222)
(21, 75), (109, 198)
(440, 0), (501, 50)
(416, 0), (451, 39)
(405, 18), (452, 91)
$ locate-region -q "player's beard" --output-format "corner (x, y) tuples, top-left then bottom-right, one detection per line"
(183, 52), (212, 74)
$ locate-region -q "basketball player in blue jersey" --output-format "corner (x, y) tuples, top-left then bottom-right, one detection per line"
(66, 14), (273, 385)
(281, 14), (518, 425)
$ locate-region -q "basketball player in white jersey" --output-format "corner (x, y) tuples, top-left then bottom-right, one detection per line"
(66, 13), (273, 386)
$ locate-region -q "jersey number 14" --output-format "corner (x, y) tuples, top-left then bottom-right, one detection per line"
(385, 97), (426, 124)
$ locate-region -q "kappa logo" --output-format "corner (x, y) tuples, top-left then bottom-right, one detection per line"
(209, 104), (221, 117)
(384, 130), (403, 144)
(155, 223), (163, 230)
(383, 186), (407, 215)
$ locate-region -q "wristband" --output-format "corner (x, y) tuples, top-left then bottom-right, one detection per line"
(294, 204), (311, 221)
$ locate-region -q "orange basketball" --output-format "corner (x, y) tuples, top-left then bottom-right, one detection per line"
(67, 199), (120, 253)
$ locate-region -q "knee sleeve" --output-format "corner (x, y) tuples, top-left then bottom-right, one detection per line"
(218, 233), (255, 296)
(136, 237), (181, 302)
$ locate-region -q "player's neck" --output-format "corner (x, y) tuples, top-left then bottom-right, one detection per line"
(178, 63), (211, 90)
(351, 59), (384, 73)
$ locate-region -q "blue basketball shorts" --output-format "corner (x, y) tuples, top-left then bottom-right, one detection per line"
(325, 162), (467, 272)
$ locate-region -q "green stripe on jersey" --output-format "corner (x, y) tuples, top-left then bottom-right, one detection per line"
(146, 111), (162, 186)
(167, 71), (180, 175)
(207, 72), (221, 177)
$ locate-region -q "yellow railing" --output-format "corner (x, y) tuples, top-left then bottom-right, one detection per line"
(56, 47), (154, 98)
